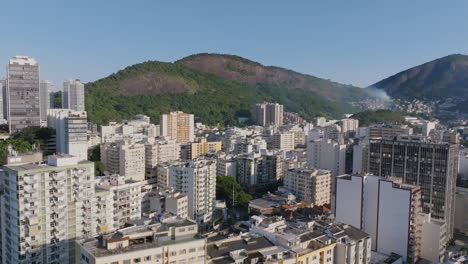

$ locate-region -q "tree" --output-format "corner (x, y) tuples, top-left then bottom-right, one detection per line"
(94, 161), (105, 176)
(216, 175), (252, 208)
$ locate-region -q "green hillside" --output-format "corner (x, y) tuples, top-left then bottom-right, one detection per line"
(85, 54), (369, 126)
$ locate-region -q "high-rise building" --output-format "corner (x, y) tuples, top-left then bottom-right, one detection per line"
(252, 102), (284, 126)
(0, 79), (5, 121)
(307, 138), (346, 176)
(62, 79), (85, 111)
(236, 153), (283, 186)
(95, 174), (143, 230)
(272, 132), (295, 151)
(101, 139), (146, 181)
(6, 56), (41, 133)
(143, 137), (179, 185)
(160, 111), (194, 144)
(367, 135), (459, 239)
(169, 159), (216, 223)
(335, 174), (423, 263)
(39, 80), (53, 124)
(0, 154), (95, 264)
(284, 168), (332, 205)
(422, 121), (436, 136)
(47, 109), (88, 160)
(340, 118), (359, 137)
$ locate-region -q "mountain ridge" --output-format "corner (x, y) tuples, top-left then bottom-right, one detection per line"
(84, 53), (371, 125)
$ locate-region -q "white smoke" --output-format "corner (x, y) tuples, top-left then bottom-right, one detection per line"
(366, 86), (392, 103)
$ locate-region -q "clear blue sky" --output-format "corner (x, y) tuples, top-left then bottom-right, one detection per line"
(1, 1), (467, 90)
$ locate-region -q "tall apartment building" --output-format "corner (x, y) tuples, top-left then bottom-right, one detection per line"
(6, 56), (41, 133)
(307, 138), (346, 176)
(168, 159), (216, 223)
(95, 174), (143, 231)
(368, 123), (413, 138)
(160, 111), (194, 144)
(143, 137), (179, 185)
(0, 154), (95, 264)
(186, 138), (222, 159)
(284, 168), (332, 206)
(0, 79), (5, 121)
(340, 118), (359, 137)
(77, 218), (206, 264)
(367, 135), (459, 239)
(236, 153), (283, 186)
(39, 80), (53, 124)
(101, 139), (146, 181)
(47, 109), (88, 161)
(335, 174), (423, 263)
(62, 79), (85, 111)
(422, 121), (436, 136)
(272, 132), (295, 151)
(252, 102), (284, 126)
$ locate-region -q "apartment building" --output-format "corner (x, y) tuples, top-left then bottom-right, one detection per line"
(0, 154), (95, 264)
(236, 153), (283, 186)
(272, 132), (295, 151)
(307, 138), (346, 176)
(77, 218), (206, 264)
(455, 187), (468, 234)
(101, 139), (146, 181)
(48, 109), (88, 161)
(6, 56), (41, 133)
(62, 79), (85, 111)
(168, 159), (217, 223)
(39, 80), (53, 124)
(186, 138), (222, 159)
(143, 137), (179, 185)
(95, 174), (143, 230)
(252, 102), (284, 127)
(284, 168), (332, 206)
(160, 111), (194, 144)
(367, 135), (459, 239)
(335, 174), (423, 263)
(340, 118), (359, 137)
(144, 187), (188, 218)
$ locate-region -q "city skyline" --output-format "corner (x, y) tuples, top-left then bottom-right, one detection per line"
(1, 1), (468, 89)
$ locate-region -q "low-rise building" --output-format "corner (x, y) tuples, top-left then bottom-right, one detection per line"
(77, 218), (206, 264)
(144, 187), (189, 219)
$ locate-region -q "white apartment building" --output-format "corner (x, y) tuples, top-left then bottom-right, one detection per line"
(160, 111), (194, 144)
(156, 163), (171, 188)
(143, 137), (179, 185)
(39, 80), (53, 124)
(340, 118), (359, 137)
(62, 79), (85, 111)
(0, 154), (95, 264)
(144, 187), (188, 218)
(216, 157), (237, 177)
(95, 174), (143, 230)
(48, 109), (88, 161)
(307, 138), (346, 176)
(0, 79), (5, 121)
(6, 56), (41, 133)
(284, 168), (332, 205)
(422, 121), (436, 136)
(272, 132), (295, 151)
(77, 218), (206, 264)
(459, 148), (468, 181)
(335, 174), (423, 263)
(101, 139), (146, 181)
(169, 159), (216, 223)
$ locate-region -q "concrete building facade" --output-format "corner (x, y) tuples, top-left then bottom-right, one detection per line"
(160, 111), (194, 144)
(6, 56), (41, 133)
(62, 79), (85, 111)
(284, 168), (332, 205)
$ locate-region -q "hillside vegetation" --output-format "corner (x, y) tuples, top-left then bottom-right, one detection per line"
(85, 54), (371, 126)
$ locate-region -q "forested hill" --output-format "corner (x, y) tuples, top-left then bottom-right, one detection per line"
(85, 53), (372, 126)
